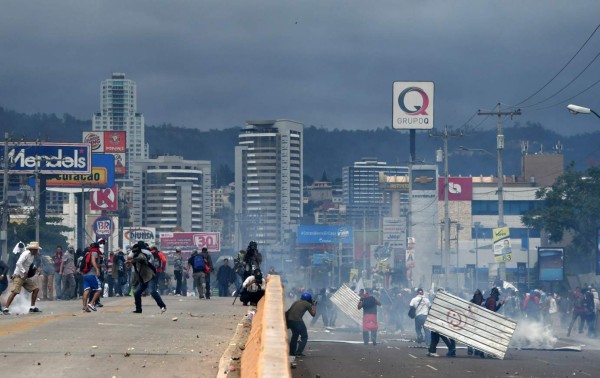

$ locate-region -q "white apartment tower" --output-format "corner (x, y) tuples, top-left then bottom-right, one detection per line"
(130, 156), (211, 234)
(235, 120), (304, 249)
(92, 73), (149, 178)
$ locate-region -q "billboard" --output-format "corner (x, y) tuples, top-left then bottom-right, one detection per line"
(45, 154), (115, 188)
(90, 185), (118, 211)
(159, 232), (221, 252)
(392, 81), (434, 130)
(123, 227), (156, 247)
(438, 177), (473, 201)
(493, 227), (512, 262)
(82, 131), (127, 175)
(1, 142), (91, 174)
(296, 225), (353, 245)
(538, 247), (564, 281)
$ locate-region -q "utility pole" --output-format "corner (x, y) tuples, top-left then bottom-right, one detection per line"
(1, 132), (9, 263)
(477, 103), (521, 280)
(430, 125), (462, 289)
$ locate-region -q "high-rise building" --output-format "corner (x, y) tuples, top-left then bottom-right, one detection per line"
(130, 155), (211, 234)
(234, 120), (303, 249)
(92, 73), (148, 178)
(343, 158), (408, 226)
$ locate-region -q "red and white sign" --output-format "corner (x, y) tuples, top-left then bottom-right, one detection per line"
(83, 132), (105, 152)
(104, 131), (126, 153)
(112, 153), (126, 175)
(438, 177), (473, 201)
(159, 232), (221, 252)
(90, 185), (118, 211)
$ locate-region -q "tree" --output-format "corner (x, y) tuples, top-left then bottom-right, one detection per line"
(8, 214), (72, 250)
(522, 164), (600, 264)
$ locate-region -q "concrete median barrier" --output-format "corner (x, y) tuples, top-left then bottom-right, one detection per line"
(241, 275), (290, 378)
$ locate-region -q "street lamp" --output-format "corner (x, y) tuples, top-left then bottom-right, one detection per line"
(567, 104), (600, 118)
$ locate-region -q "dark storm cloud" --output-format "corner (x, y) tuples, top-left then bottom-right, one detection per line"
(1, 1), (599, 135)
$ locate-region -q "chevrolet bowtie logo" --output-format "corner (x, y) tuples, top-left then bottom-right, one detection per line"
(414, 176), (434, 184)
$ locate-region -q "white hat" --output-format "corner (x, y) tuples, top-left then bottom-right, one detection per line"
(25, 241), (42, 250)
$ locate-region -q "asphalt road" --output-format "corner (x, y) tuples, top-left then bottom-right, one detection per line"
(292, 328), (598, 378)
(0, 294), (248, 378)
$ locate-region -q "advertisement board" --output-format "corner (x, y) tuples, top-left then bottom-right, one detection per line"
(45, 154), (115, 188)
(159, 232), (221, 252)
(123, 227), (156, 247)
(296, 225), (353, 245)
(90, 185), (118, 211)
(538, 248), (564, 281)
(392, 81), (434, 130)
(493, 227), (512, 262)
(82, 131), (127, 175)
(1, 142), (91, 174)
(438, 177), (473, 201)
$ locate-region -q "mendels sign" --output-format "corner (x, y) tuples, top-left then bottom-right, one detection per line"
(1, 142), (91, 174)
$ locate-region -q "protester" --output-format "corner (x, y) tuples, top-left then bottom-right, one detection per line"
(240, 268), (265, 306)
(173, 248), (184, 296)
(311, 288), (331, 327)
(186, 249), (207, 299)
(200, 247), (214, 299)
(216, 258), (235, 297)
(81, 243), (103, 312)
(409, 288), (431, 344)
(52, 245), (63, 300)
(150, 246), (168, 295)
(286, 292), (317, 361)
(8, 241), (26, 274)
(59, 245), (77, 300)
(468, 289), (484, 356)
(40, 249), (55, 300)
(128, 241), (166, 313)
(567, 287), (587, 337)
(358, 290), (382, 345)
(3, 241), (42, 314)
(114, 249), (127, 296)
(0, 259), (9, 313)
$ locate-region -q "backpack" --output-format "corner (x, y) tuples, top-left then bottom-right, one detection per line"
(79, 252), (94, 274)
(193, 254), (206, 271)
(152, 251), (162, 270)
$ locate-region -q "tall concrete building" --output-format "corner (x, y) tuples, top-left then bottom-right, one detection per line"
(343, 158), (408, 226)
(92, 73), (149, 178)
(130, 156), (211, 234)
(234, 120), (303, 249)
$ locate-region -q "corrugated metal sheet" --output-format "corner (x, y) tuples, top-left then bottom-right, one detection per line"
(424, 291), (517, 359)
(329, 284), (362, 326)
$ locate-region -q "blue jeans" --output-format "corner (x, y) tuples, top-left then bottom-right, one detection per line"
(134, 279), (165, 312)
(54, 272), (62, 298)
(415, 315), (431, 344)
(288, 320), (308, 356)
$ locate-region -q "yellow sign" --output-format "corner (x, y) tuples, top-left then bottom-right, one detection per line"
(493, 227), (512, 262)
(46, 167), (109, 188)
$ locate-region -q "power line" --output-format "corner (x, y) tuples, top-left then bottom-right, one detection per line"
(529, 76), (600, 111)
(518, 49), (600, 109)
(512, 23), (600, 107)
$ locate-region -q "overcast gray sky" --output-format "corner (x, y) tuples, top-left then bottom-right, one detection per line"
(1, 1), (600, 135)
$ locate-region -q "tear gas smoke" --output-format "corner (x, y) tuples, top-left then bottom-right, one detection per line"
(511, 318), (557, 349)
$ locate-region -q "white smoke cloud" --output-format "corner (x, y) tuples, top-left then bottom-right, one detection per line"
(511, 318), (557, 349)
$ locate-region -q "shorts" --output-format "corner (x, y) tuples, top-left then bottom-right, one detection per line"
(11, 276), (37, 294)
(83, 275), (102, 292)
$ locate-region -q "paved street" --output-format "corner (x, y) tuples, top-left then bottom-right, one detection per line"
(292, 328), (599, 378)
(0, 294), (248, 378)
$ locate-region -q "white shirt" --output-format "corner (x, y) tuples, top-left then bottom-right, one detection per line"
(409, 294), (431, 316)
(548, 297), (558, 314)
(243, 275), (266, 292)
(14, 250), (35, 277)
